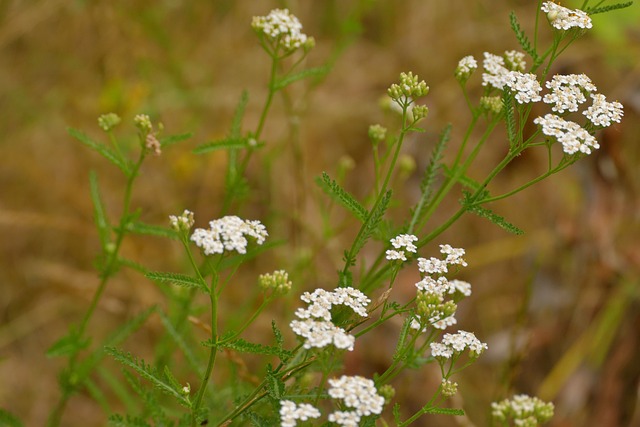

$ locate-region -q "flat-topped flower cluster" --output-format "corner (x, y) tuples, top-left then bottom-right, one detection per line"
(290, 287), (370, 351)
(455, 5), (623, 157)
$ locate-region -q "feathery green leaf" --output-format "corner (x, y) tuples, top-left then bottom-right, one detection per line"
(586, 2), (633, 14)
(69, 128), (130, 174)
(159, 132), (192, 148)
(126, 222), (179, 240)
(317, 172), (368, 222)
(274, 66), (331, 90)
(146, 271), (208, 292)
(89, 171), (111, 249)
(509, 12), (538, 61)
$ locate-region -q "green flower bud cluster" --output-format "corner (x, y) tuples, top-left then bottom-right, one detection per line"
(492, 394), (554, 427)
(416, 291), (457, 322)
(480, 96), (504, 115)
(368, 124), (387, 144)
(98, 113), (121, 132)
(387, 72), (429, 101)
(440, 379), (458, 397)
(259, 270), (292, 294)
(134, 114), (153, 134)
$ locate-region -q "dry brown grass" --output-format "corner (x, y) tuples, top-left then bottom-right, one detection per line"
(1, 1), (639, 426)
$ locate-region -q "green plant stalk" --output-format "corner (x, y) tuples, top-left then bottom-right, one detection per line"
(341, 108), (410, 276)
(222, 54), (280, 214)
(47, 149), (146, 427)
(191, 272), (219, 426)
(216, 353), (313, 426)
(398, 382), (444, 427)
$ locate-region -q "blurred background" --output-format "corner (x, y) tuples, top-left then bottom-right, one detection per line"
(1, 0), (639, 425)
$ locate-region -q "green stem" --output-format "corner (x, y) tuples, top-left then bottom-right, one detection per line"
(47, 150), (146, 427)
(192, 273), (219, 426)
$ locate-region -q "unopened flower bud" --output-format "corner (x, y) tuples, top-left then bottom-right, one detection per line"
(134, 114), (153, 134)
(98, 113), (121, 132)
(368, 124), (387, 144)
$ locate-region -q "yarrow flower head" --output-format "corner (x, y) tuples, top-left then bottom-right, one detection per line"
(190, 215), (268, 255)
(504, 72), (542, 104)
(290, 287), (370, 351)
(583, 93), (624, 127)
(534, 114), (599, 155)
(169, 210), (195, 233)
(279, 400), (321, 427)
(543, 74), (597, 113)
(328, 375), (385, 425)
(492, 394), (555, 427)
(251, 9), (312, 54)
(455, 55), (478, 83)
(541, 2), (592, 31)
(430, 330), (488, 359)
(97, 113), (121, 132)
(482, 51), (528, 90)
(504, 50), (527, 72)
(385, 234), (418, 262)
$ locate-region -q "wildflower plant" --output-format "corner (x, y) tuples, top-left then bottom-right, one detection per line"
(39, 1), (632, 427)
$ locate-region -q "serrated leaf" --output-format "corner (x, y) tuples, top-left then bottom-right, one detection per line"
(274, 66), (330, 90)
(0, 409), (24, 427)
(117, 257), (149, 275)
(159, 132), (192, 148)
(352, 190), (392, 257)
(146, 271), (207, 292)
(205, 338), (290, 358)
(586, 2), (633, 14)
(503, 90), (517, 147)
(422, 407), (465, 416)
(272, 322), (284, 352)
(108, 414), (152, 427)
(105, 347), (189, 407)
(393, 403), (402, 424)
(509, 12), (537, 61)
(192, 137), (258, 155)
(121, 370), (166, 422)
(69, 127), (130, 174)
(463, 194), (524, 235)
(46, 329), (90, 358)
(126, 222), (179, 240)
(230, 90), (249, 138)
(89, 171), (111, 249)
(317, 172), (367, 222)
(442, 165), (482, 192)
(157, 310), (203, 377)
(265, 367), (284, 400)
(393, 315), (413, 362)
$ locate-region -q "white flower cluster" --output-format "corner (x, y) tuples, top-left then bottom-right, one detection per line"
(328, 375), (385, 426)
(279, 400), (321, 427)
(385, 233), (418, 262)
(504, 72), (542, 104)
(543, 74), (597, 113)
(541, 2), (592, 31)
(481, 51), (541, 104)
(251, 9), (308, 52)
(455, 55), (478, 81)
(430, 330), (488, 359)
(290, 287), (370, 351)
(491, 394), (555, 426)
(534, 114), (599, 155)
(190, 216), (267, 255)
(411, 245), (471, 330)
(583, 93), (624, 127)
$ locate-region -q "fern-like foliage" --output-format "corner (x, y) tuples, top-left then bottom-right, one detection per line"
(462, 192), (524, 235)
(121, 370), (166, 424)
(351, 190), (392, 260)
(145, 271), (208, 293)
(509, 12), (538, 61)
(274, 66), (331, 90)
(69, 128), (130, 175)
(317, 172), (368, 222)
(502, 89), (517, 147)
(108, 414), (152, 427)
(105, 347), (190, 407)
(409, 124), (450, 232)
(586, 1), (633, 14)
(205, 337), (291, 359)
